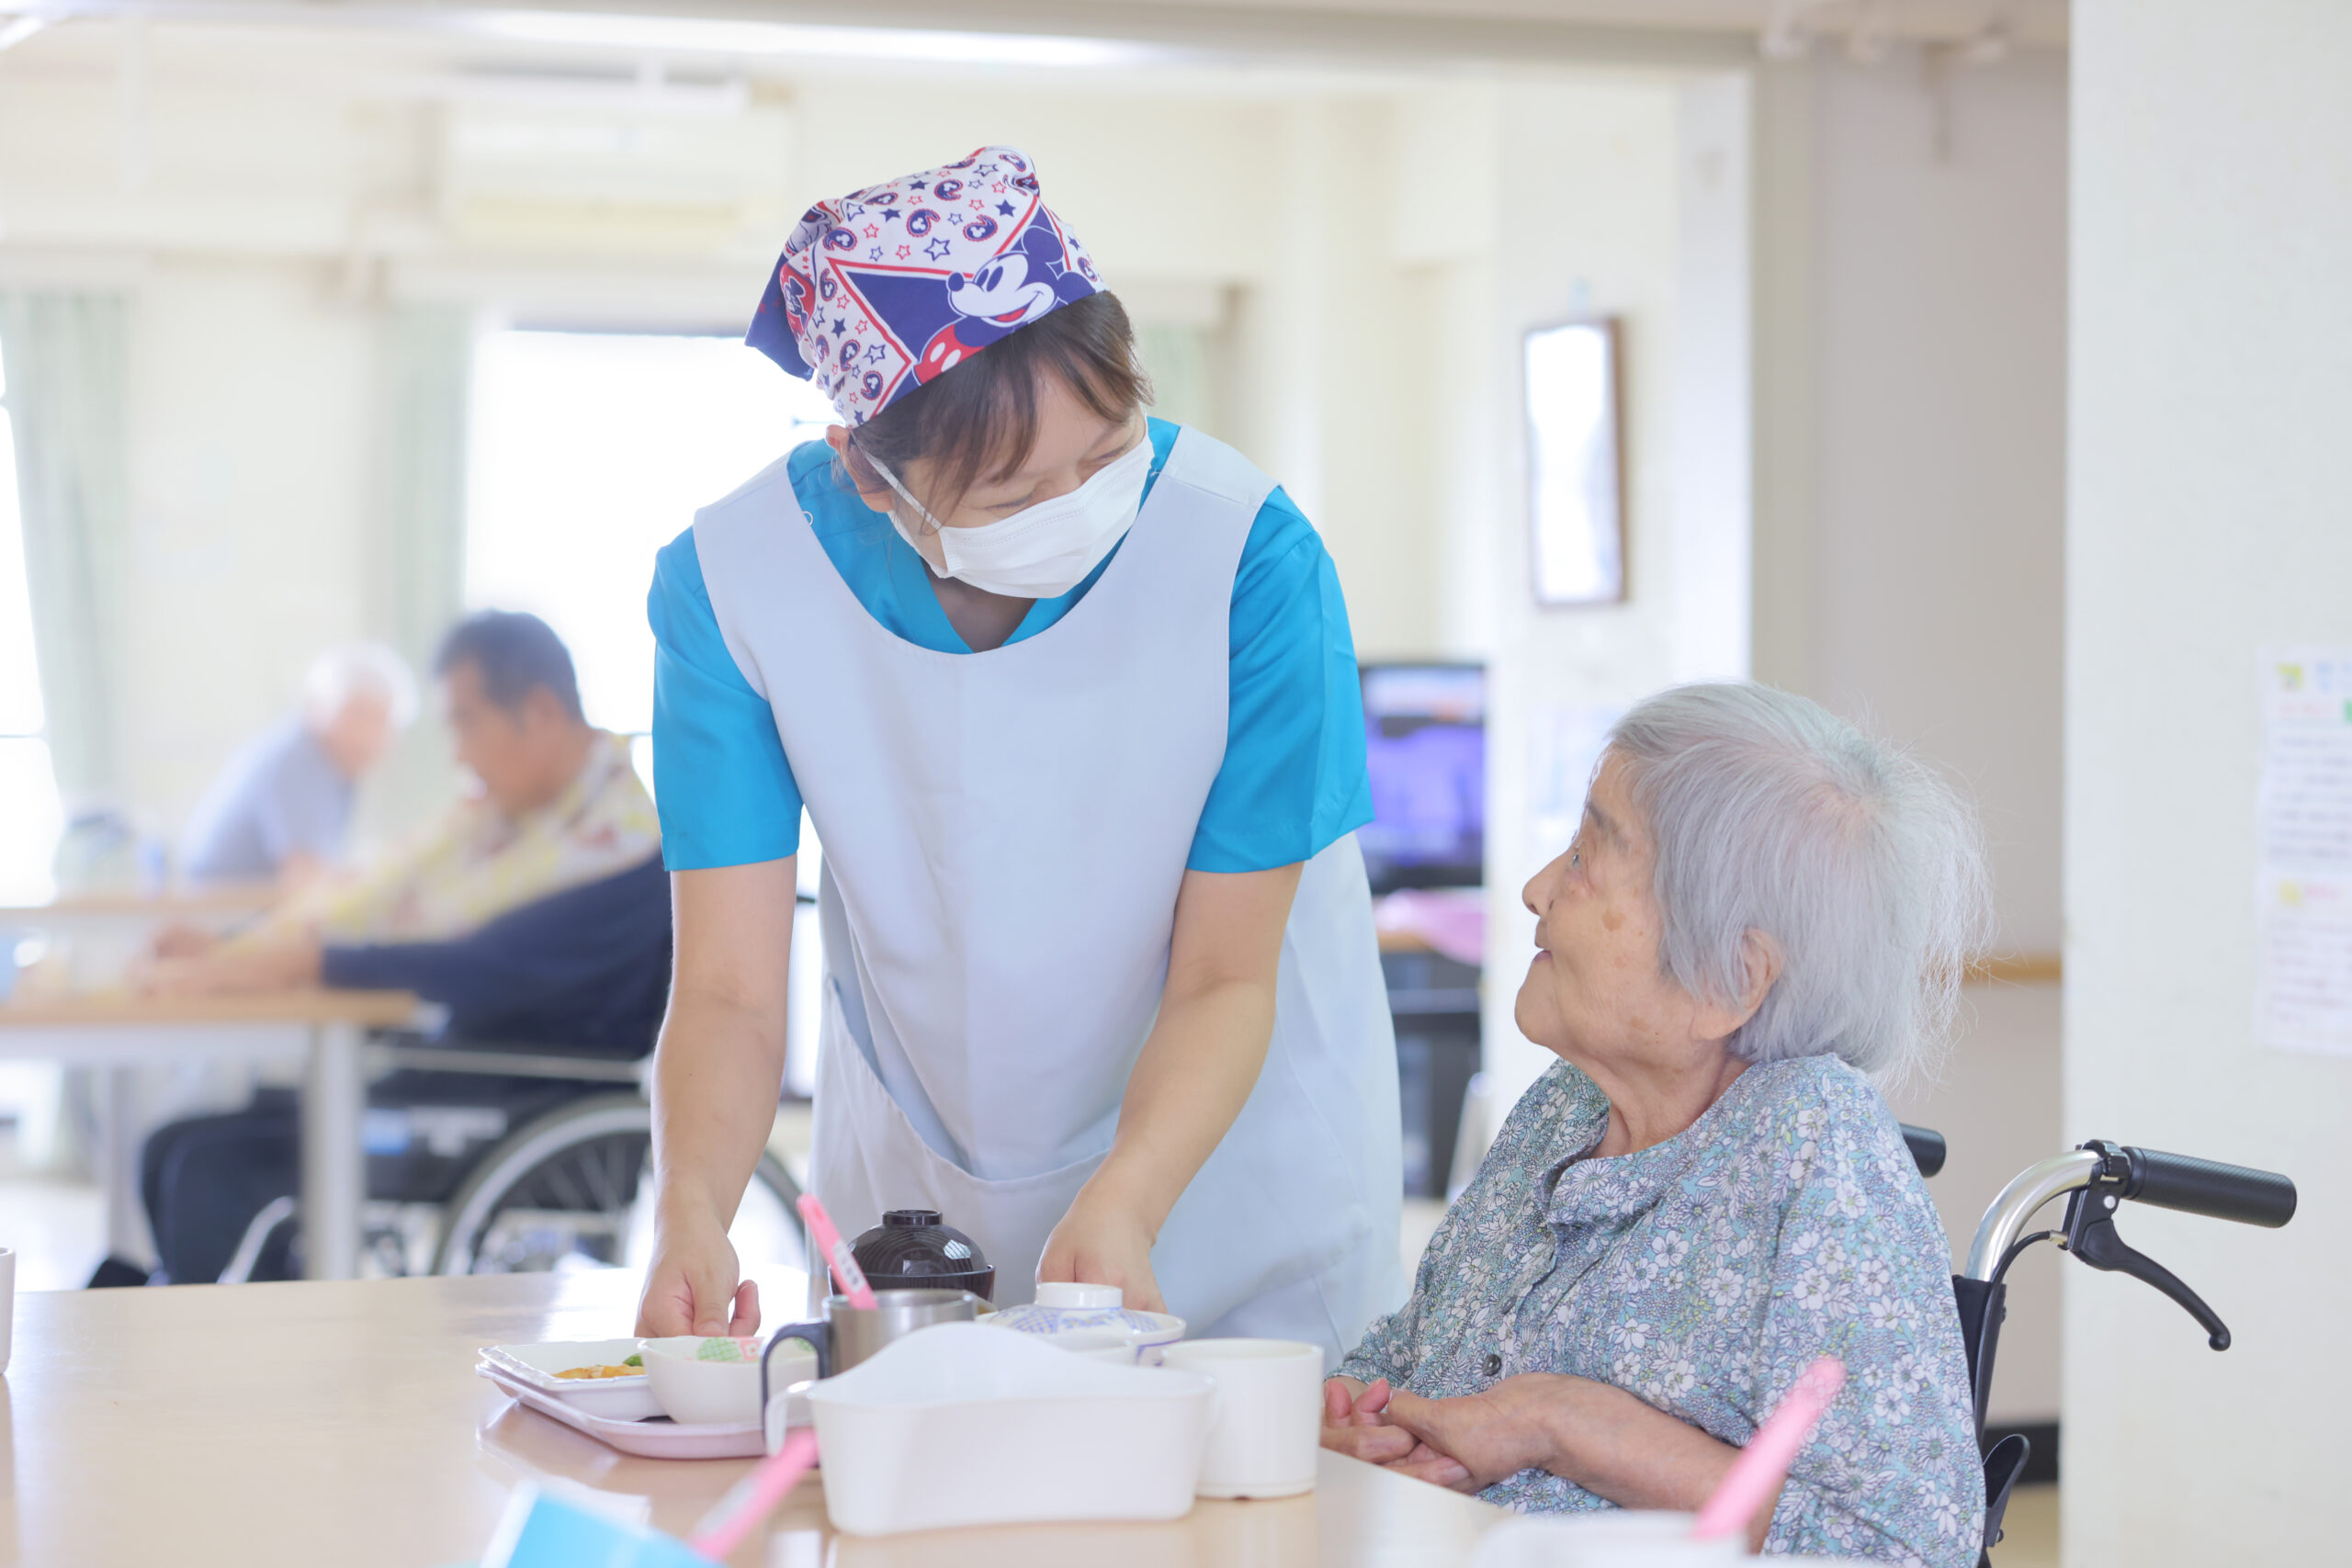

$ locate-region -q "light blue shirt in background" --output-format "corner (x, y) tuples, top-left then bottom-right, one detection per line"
(647, 418), (1374, 874)
(178, 715), (354, 885)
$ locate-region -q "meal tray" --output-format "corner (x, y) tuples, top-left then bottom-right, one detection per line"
(476, 1359), (771, 1460)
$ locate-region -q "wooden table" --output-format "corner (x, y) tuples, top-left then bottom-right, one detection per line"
(0, 989), (418, 1279)
(0, 1270), (1509, 1568)
(0, 887), (278, 925)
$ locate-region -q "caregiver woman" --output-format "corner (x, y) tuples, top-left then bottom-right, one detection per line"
(635, 147), (1402, 1353)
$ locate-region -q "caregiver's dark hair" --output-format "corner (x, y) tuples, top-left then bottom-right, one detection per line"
(839, 290), (1152, 516)
(435, 610), (585, 723)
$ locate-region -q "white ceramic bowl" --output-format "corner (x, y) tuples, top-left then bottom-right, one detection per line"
(807, 1321), (1213, 1537)
(640, 1336), (816, 1427)
(479, 1338), (660, 1423)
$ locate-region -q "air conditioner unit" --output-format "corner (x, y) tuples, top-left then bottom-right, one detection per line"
(437, 92), (791, 254)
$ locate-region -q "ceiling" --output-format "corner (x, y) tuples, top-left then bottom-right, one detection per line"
(0, 0), (2068, 73)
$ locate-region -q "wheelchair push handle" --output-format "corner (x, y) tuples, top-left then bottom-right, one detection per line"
(1898, 1123), (1946, 1179)
(2108, 1143), (2297, 1229)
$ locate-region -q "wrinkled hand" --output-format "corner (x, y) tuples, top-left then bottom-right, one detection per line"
(151, 922), (220, 961)
(139, 937), (322, 998)
(1036, 1186), (1165, 1313)
(1321, 1377), (1472, 1486)
(637, 1199), (761, 1337)
(1384, 1374), (1585, 1493)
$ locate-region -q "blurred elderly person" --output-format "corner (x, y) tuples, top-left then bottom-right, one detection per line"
(1323, 683), (1990, 1565)
(177, 643), (416, 888)
(113, 611), (671, 1286)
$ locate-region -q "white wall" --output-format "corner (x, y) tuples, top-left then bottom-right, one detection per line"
(1754, 49), (2071, 1425)
(0, 30), (1502, 840)
(2066, 3), (2351, 1559)
(1473, 73), (1753, 1109)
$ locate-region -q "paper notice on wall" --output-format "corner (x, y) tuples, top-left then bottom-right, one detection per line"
(2255, 648), (2352, 1056)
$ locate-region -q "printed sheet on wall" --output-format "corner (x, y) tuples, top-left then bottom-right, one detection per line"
(2256, 647), (2352, 1056)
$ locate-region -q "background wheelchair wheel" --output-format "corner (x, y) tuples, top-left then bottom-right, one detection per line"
(431, 1093), (806, 1277)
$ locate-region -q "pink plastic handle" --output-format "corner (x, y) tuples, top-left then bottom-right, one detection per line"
(795, 1193), (878, 1310)
(685, 1427), (819, 1560)
(1690, 1356), (1846, 1541)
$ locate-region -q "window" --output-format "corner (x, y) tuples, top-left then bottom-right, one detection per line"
(1524, 318), (1626, 606)
(468, 328), (835, 1096)
(0, 365), (63, 905)
(465, 328), (837, 750)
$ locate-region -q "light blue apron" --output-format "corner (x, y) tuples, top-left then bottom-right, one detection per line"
(692, 426), (1402, 1359)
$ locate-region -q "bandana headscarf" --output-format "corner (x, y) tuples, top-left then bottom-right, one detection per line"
(745, 145), (1104, 425)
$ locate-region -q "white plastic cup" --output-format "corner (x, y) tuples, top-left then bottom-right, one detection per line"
(1471, 1512), (1745, 1567)
(1159, 1337), (1323, 1499)
(0, 1245), (14, 1374)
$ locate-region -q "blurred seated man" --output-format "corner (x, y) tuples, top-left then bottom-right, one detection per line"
(177, 643), (416, 890)
(115, 611), (669, 1285)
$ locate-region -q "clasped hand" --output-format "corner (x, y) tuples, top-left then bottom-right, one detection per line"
(1321, 1372), (1592, 1495)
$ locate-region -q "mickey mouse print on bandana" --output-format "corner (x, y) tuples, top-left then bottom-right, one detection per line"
(744, 146), (1105, 426)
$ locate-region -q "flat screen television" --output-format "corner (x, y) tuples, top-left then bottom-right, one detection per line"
(1358, 662), (1485, 894)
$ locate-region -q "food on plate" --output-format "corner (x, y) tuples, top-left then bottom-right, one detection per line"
(556, 1358), (644, 1380)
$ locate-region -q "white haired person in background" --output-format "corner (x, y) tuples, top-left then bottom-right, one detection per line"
(1322, 682), (1993, 1565)
(176, 643), (416, 890)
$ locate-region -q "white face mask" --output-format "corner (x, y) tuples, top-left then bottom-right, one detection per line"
(865, 434), (1151, 600)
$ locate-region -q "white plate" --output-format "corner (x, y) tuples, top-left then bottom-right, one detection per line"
(480, 1338), (662, 1422)
(979, 1303), (1186, 1361)
(478, 1360), (778, 1460)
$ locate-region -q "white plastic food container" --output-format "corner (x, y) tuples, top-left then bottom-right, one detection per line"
(806, 1321), (1213, 1537)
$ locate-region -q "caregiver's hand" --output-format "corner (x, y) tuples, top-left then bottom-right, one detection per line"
(637, 1193), (762, 1337)
(1037, 1182), (1167, 1313)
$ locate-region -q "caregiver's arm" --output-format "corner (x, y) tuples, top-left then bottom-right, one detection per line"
(636, 856), (796, 1337)
(1038, 861), (1302, 1313)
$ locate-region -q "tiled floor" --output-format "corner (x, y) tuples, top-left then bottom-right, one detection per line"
(1994, 1485), (2059, 1567)
(0, 1149), (105, 1292)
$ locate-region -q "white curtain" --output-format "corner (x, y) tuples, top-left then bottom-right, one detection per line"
(0, 292), (130, 807)
(368, 303), (474, 840)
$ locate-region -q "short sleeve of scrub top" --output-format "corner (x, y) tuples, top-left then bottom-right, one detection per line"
(648, 417), (1374, 875)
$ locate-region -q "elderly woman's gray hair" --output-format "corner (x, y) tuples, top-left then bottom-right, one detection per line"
(1607, 682), (1992, 1084)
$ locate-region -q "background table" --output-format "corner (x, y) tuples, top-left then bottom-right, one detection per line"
(0, 1269), (1509, 1568)
(0, 989), (418, 1279)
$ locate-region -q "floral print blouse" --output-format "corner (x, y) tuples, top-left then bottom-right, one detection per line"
(1339, 1055), (1984, 1566)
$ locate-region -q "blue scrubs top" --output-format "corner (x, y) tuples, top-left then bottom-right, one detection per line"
(648, 418), (1374, 874)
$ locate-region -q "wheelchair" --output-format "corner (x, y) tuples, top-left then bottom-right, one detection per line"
(220, 1034), (808, 1283)
(1896, 1123), (2297, 1566)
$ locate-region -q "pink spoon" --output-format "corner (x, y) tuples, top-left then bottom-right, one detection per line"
(1690, 1357), (1846, 1541)
(795, 1192), (878, 1310)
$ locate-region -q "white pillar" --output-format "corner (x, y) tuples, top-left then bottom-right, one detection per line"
(2066, 3), (2352, 1559)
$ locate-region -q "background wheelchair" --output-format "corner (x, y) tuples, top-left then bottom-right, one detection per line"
(220, 1032), (808, 1283)
(1898, 1123), (2297, 1566)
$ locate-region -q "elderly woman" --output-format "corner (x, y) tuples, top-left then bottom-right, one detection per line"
(1324, 683), (1989, 1565)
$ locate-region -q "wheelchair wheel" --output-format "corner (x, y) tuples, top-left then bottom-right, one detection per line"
(431, 1093), (805, 1277)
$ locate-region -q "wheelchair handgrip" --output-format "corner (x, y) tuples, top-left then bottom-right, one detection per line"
(2120, 1145), (2297, 1228)
(1899, 1123), (1947, 1179)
